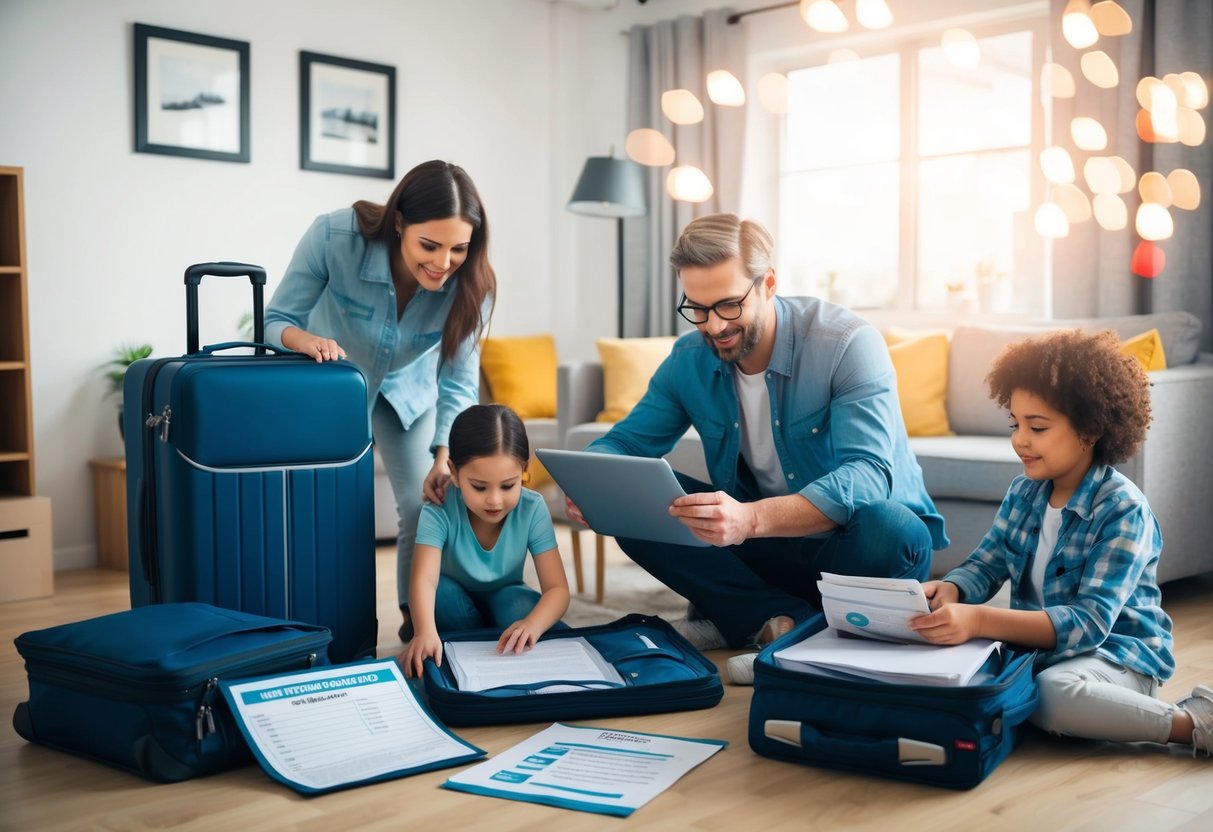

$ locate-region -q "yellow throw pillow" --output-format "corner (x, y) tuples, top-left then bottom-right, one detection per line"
(884, 330), (952, 437)
(479, 335), (558, 419)
(1119, 328), (1167, 372)
(595, 337), (678, 422)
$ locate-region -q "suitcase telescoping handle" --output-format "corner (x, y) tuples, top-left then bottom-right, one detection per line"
(184, 262), (267, 355)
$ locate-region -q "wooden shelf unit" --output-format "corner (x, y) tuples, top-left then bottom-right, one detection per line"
(0, 166), (36, 499)
(0, 165), (53, 602)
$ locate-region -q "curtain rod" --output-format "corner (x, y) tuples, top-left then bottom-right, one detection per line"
(727, 2), (799, 25)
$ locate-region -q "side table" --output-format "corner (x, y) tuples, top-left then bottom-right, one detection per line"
(89, 458), (128, 571)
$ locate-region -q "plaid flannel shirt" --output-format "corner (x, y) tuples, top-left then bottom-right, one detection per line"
(943, 464), (1174, 680)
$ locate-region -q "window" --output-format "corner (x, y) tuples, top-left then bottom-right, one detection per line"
(778, 20), (1045, 316)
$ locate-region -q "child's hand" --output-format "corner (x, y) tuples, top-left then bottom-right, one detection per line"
(921, 580), (959, 611)
(497, 620), (543, 655)
(400, 631), (443, 678)
(908, 604), (982, 645)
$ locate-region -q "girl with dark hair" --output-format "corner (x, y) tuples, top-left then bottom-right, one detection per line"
(400, 404), (570, 678)
(265, 160), (496, 641)
(909, 330), (1211, 755)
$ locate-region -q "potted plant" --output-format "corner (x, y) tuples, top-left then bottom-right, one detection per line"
(105, 343), (153, 439)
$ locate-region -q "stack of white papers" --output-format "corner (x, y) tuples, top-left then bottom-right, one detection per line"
(774, 628), (1002, 687)
(443, 637), (625, 693)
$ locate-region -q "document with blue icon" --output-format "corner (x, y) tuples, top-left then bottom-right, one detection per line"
(442, 723), (726, 817)
(817, 572), (933, 644)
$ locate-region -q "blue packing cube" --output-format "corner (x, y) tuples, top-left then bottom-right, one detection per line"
(422, 614), (724, 726)
(748, 614), (1038, 789)
(12, 602), (332, 782)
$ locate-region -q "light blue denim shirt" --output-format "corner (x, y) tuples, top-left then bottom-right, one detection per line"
(587, 295), (947, 549)
(943, 464), (1174, 679)
(265, 207), (488, 450)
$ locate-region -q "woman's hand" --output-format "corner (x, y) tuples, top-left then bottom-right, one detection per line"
(422, 456), (451, 504)
(497, 619), (543, 655)
(400, 630), (443, 678)
(921, 580), (960, 611)
(282, 327), (346, 363)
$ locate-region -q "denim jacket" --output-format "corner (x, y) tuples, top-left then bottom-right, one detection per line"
(588, 295), (947, 549)
(265, 208), (487, 450)
(944, 465), (1174, 679)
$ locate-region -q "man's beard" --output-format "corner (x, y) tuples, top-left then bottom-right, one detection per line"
(704, 316), (763, 364)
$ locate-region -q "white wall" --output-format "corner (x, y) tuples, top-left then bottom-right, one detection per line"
(0, 0), (562, 569)
(0, 0), (1047, 570)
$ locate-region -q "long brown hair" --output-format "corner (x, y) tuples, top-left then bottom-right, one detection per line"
(353, 160), (495, 361)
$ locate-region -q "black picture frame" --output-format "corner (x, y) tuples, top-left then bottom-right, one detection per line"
(300, 51), (396, 179)
(133, 23), (250, 163)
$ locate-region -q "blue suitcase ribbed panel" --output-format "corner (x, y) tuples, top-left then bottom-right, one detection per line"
(124, 353), (377, 664)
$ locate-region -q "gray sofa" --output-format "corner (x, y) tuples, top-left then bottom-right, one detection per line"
(556, 312), (1213, 585)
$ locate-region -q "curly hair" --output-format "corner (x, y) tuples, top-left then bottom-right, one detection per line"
(985, 329), (1152, 465)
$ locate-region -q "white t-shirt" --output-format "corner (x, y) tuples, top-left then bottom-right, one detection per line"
(1028, 503), (1064, 607)
(734, 368), (789, 497)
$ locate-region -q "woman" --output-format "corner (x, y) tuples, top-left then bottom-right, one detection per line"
(265, 160), (496, 641)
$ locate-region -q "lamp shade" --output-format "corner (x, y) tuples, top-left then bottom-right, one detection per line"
(567, 156), (647, 218)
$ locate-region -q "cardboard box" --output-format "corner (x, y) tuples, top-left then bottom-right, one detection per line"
(0, 495), (53, 602)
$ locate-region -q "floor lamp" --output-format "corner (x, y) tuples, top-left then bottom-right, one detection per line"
(567, 153), (646, 336)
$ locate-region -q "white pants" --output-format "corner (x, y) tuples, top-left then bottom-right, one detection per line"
(1031, 655), (1175, 744)
(371, 396), (436, 611)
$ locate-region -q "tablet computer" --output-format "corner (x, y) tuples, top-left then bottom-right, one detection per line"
(534, 448), (710, 548)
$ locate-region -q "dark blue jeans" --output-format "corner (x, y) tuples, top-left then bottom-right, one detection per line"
(616, 479), (934, 647)
(433, 578), (542, 633)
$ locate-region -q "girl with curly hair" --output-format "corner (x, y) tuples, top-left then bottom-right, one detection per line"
(909, 329), (1211, 755)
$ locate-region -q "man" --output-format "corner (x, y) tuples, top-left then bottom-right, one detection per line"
(567, 213), (946, 680)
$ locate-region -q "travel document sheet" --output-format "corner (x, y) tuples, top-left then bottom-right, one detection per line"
(221, 659), (484, 794)
(442, 722), (726, 816)
(442, 637), (625, 693)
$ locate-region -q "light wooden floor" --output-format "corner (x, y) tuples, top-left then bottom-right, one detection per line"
(3, 538), (1212, 832)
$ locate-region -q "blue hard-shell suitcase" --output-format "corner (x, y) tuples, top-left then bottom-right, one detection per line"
(124, 262), (377, 664)
(13, 603), (331, 782)
(748, 614), (1038, 789)
(421, 614), (724, 726)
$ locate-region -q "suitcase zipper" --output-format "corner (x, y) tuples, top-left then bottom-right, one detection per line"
(20, 637), (327, 694)
(146, 404), (171, 442)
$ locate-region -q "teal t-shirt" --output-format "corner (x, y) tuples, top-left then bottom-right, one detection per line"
(415, 485), (558, 591)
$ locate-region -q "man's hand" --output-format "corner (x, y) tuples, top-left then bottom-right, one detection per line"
(564, 496), (587, 527)
(669, 491), (757, 547)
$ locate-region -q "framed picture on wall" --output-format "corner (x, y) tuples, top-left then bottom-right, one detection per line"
(300, 51), (396, 179)
(133, 23), (250, 163)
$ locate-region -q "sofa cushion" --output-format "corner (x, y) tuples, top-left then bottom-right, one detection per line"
(884, 330), (951, 437)
(948, 312), (1201, 435)
(480, 334), (558, 419)
(595, 336), (678, 422)
(1055, 311), (1200, 366)
(909, 435), (1022, 502)
(1119, 328), (1167, 371)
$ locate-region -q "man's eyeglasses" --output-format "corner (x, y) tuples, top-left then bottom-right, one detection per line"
(677, 276), (762, 325)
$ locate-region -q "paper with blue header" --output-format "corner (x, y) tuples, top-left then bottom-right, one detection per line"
(442, 723), (726, 816)
(220, 659), (484, 794)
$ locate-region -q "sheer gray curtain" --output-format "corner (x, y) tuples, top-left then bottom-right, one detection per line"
(1051, 0), (1212, 352)
(621, 8), (745, 337)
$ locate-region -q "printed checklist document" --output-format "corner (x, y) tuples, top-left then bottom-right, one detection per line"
(443, 722), (726, 816)
(221, 659), (484, 794)
(442, 637), (625, 693)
